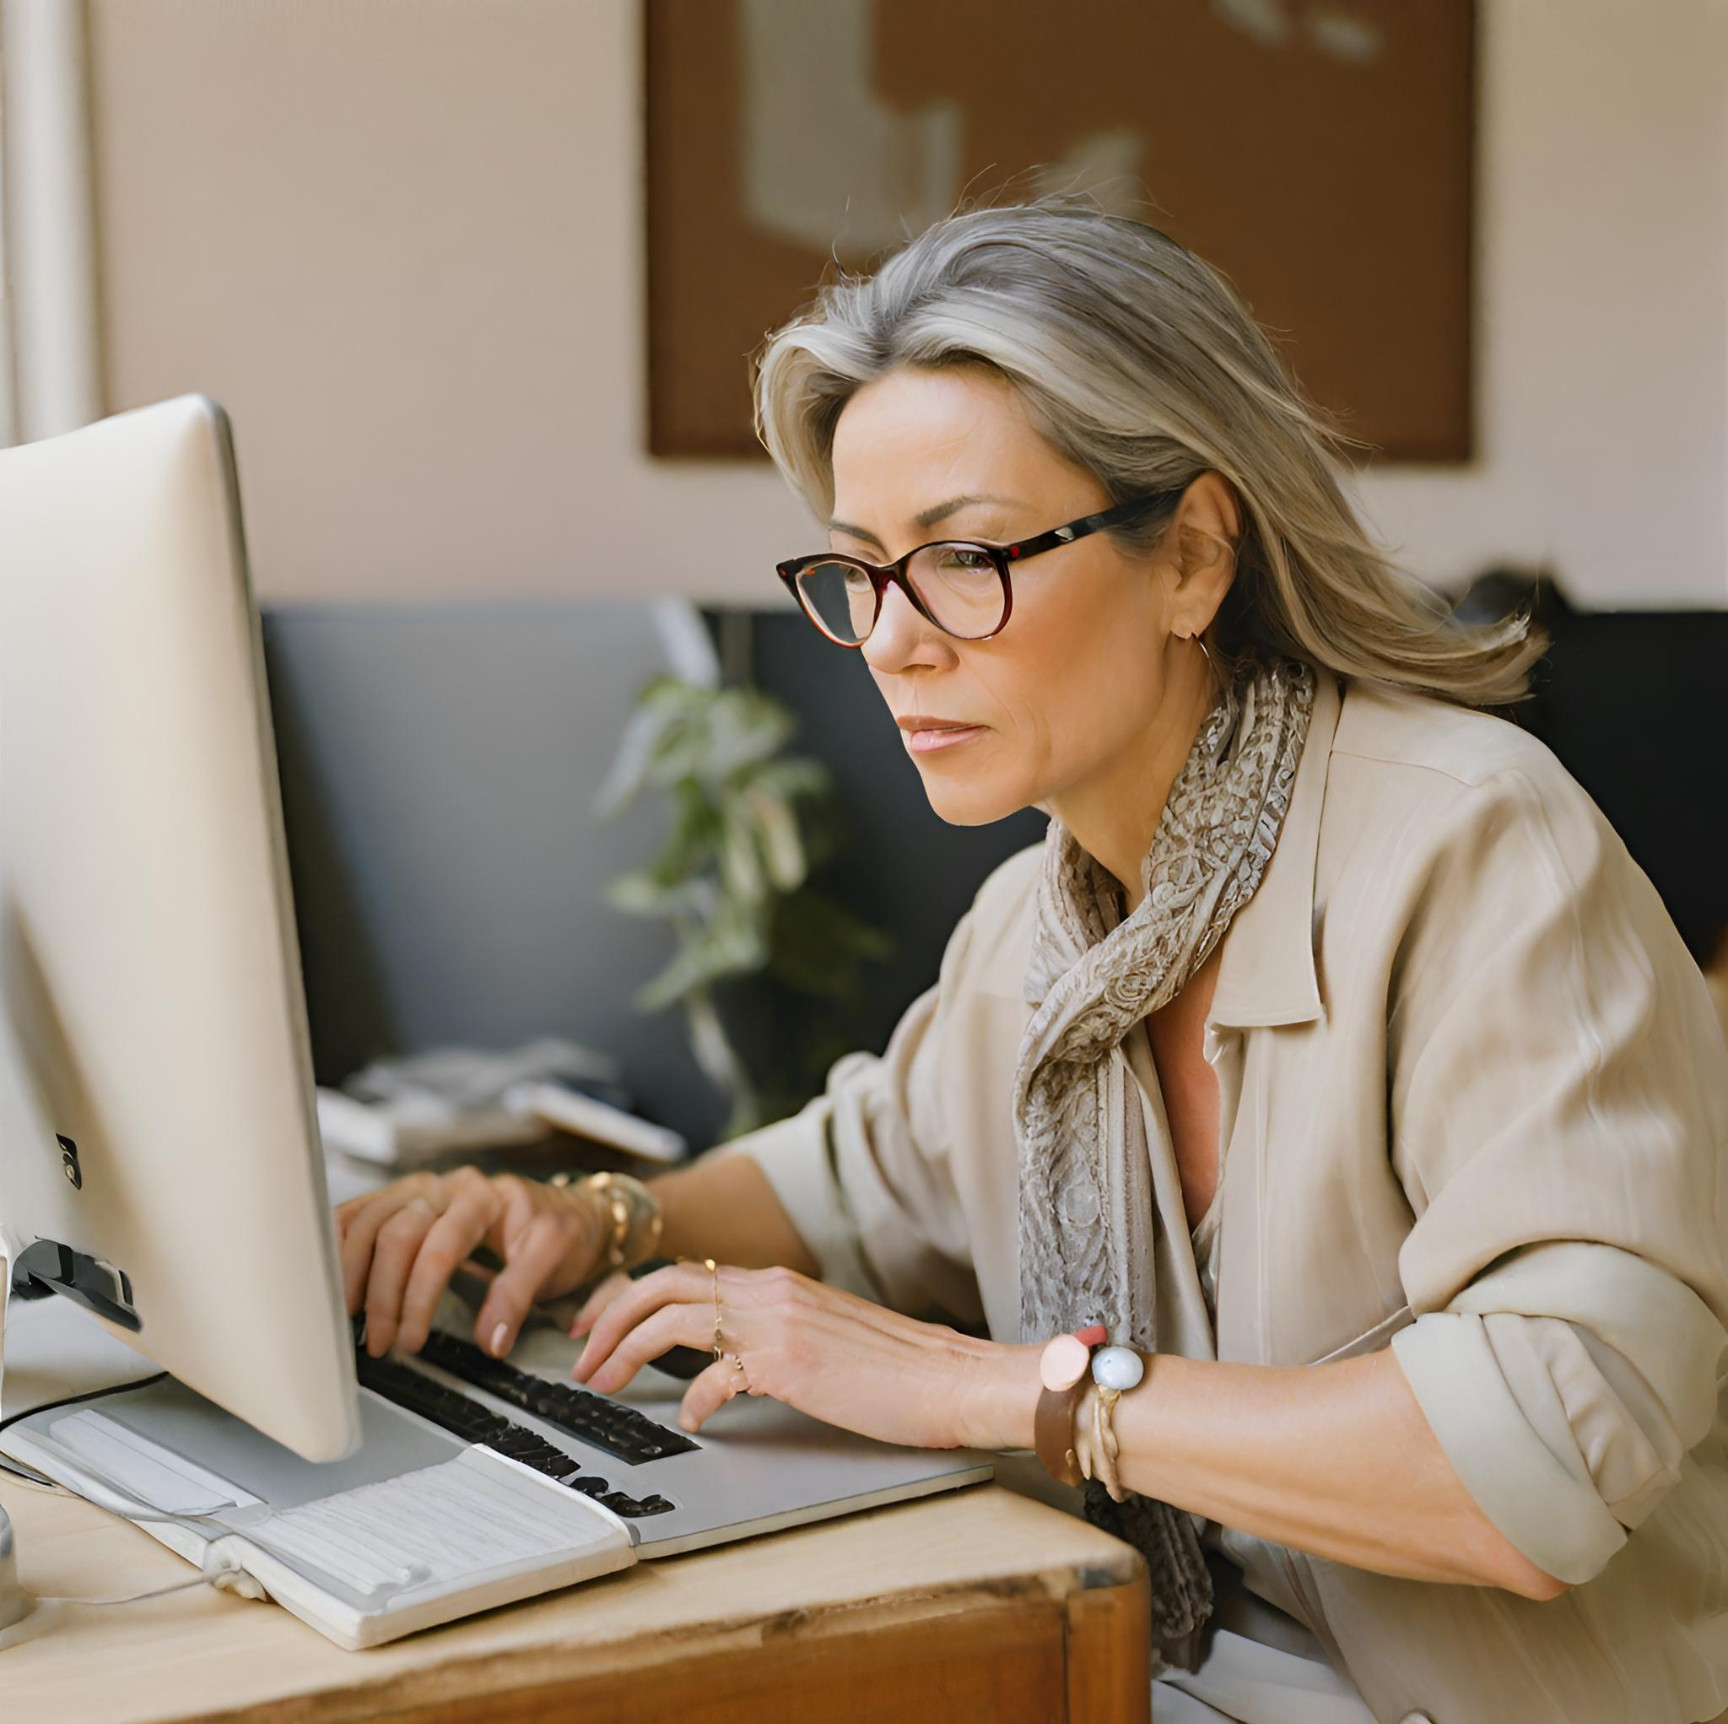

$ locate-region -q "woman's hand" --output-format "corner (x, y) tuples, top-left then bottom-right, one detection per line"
(569, 1259), (1043, 1448)
(335, 1168), (605, 1362)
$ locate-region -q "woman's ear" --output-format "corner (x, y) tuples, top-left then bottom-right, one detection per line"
(1167, 471), (1242, 635)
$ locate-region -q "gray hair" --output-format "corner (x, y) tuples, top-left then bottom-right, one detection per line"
(754, 198), (1541, 706)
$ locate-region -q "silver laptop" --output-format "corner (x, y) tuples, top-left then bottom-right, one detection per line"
(0, 396), (991, 1649)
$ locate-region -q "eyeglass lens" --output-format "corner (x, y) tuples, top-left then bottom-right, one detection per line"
(795, 544), (1005, 643)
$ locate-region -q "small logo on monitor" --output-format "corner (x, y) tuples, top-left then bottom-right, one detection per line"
(57, 1135), (82, 1190)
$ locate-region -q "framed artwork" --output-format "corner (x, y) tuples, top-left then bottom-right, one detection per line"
(644, 0), (1474, 463)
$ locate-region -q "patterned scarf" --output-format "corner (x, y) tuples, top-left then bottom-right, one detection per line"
(1013, 655), (1315, 1672)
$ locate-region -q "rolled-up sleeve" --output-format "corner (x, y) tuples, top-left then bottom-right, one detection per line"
(1385, 765), (1728, 1587)
(713, 911), (987, 1326)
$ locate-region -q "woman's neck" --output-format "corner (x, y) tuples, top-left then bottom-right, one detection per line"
(1047, 658), (1216, 914)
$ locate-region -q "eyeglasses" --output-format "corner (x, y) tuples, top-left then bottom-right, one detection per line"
(776, 489), (1189, 647)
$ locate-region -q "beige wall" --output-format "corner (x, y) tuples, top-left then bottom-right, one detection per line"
(84, 0), (1728, 608)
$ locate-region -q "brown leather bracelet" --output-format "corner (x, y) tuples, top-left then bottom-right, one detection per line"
(1034, 1380), (1089, 1487)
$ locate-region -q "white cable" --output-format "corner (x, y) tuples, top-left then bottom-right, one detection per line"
(1, 1468), (269, 1629)
(34, 1574), (211, 1609)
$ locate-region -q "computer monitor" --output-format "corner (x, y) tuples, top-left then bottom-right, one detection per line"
(0, 395), (360, 1463)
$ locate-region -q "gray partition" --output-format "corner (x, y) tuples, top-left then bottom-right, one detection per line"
(262, 601), (716, 1137)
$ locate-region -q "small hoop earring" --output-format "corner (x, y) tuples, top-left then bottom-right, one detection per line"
(1195, 634), (1226, 698)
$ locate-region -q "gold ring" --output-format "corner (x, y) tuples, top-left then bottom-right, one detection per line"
(723, 1350), (751, 1394)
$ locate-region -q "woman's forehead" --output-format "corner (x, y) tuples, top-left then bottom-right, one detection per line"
(830, 367), (1078, 523)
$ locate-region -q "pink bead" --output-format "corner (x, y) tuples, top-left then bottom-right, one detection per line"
(1073, 1323), (1108, 1348)
(1040, 1333), (1091, 1392)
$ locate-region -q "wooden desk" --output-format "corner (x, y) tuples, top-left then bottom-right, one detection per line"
(0, 1473), (1149, 1723)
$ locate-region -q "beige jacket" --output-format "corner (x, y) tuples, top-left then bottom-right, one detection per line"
(721, 671), (1728, 1724)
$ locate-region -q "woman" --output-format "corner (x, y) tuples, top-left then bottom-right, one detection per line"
(336, 203), (1728, 1724)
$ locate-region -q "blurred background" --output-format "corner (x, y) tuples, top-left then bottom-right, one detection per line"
(1, 0), (1723, 1153)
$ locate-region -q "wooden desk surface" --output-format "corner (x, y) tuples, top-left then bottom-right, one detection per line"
(0, 1472), (1149, 1723)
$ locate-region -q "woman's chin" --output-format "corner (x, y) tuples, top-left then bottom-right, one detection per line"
(914, 768), (1030, 829)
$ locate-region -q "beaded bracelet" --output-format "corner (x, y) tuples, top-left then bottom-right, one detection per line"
(1034, 1324), (1147, 1495)
(1077, 1346), (1145, 1502)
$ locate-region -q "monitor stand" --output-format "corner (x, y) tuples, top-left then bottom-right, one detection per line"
(8, 1238), (140, 1331)
(0, 1231), (159, 1440)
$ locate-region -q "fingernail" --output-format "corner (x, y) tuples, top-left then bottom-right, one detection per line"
(489, 1322), (508, 1357)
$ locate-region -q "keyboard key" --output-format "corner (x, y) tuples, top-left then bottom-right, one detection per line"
(579, 1489), (676, 1520)
(356, 1355), (586, 1485)
(413, 1331), (699, 1466)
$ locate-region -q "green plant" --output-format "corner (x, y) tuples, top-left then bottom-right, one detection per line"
(596, 675), (890, 1138)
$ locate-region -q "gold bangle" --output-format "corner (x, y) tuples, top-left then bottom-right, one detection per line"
(586, 1172), (632, 1269)
(1072, 1381), (1131, 1504)
(1091, 1384), (1125, 1503)
(551, 1170), (662, 1272)
(602, 1171), (663, 1269)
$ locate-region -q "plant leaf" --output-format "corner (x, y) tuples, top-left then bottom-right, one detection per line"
(634, 900), (768, 1011)
(743, 782), (807, 892)
(748, 758), (829, 802)
(594, 677), (698, 817)
(705, 689), (796, 781)
(605, 871), (712, 918)
(717, 801), (768, 904)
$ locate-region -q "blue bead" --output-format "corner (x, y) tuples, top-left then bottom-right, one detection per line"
(1091, 1346), (1144, 1391)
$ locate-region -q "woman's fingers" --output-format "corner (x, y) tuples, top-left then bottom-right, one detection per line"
(475, 1212), (573, 1359)
(362, 1196), (442, 1355)
(339, 1176), (438, 1316)
(573, 1260), (708, 1383)
(570, 1270), (634, 1338)
(678, 1352), (754, 1434)
(395, 1179), (500, 1355)
(580, 1302), (705, 1396)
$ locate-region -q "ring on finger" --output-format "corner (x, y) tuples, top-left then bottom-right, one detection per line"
(722, 1350), (751, 1394)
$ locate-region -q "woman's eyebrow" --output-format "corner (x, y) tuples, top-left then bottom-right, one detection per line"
(826, 494), (1023, 550)
(826, 518), (887, 551)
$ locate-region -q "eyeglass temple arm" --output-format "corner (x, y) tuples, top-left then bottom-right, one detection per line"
(1000, 488), (1189, 563)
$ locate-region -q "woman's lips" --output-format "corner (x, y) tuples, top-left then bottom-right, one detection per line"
(900, 722), (988, 755)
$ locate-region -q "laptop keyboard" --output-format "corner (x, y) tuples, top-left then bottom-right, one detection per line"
(354, 1348), (677, 1520)
(413, 1330), (700, 1465)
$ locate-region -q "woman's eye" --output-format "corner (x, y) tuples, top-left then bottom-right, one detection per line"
(942, 548), (995, 572)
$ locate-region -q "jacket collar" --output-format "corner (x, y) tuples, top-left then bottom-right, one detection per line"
(973, 668), (1341, 1021)
(1204, 666), (1339, 1030)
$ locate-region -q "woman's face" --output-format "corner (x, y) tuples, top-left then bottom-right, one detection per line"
(827, 364), (1219, 828)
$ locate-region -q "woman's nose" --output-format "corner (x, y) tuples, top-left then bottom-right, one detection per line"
(861, 580), (950, 675)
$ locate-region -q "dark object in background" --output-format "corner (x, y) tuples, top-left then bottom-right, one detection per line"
(743, 611), (1047, 1053)
(645, 0), (1475, 461)
(1453, 571), (1728, 966)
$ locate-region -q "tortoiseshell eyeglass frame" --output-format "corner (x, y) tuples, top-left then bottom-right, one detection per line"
(775, 487), (1190, 647)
